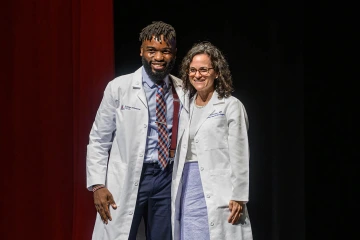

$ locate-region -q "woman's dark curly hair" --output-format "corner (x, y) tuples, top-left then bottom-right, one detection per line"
(179, 41), (234, 99)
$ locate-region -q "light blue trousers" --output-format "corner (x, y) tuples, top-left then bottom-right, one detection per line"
(180, 162), (210, 240)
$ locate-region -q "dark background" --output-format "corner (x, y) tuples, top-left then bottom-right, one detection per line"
(2, 0), (357, 238)
(0, 0), (315, 239)
(114, 1), (304, 240)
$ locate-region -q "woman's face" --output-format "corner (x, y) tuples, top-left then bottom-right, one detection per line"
(188, 54), (218, 94)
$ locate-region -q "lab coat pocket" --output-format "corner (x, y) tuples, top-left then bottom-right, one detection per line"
(107, 160), (126, 175)
(209, 169), (232, 207)
(206, 114), (226, 127)
(107, 161), (126, 204)
(203, 117), (228, 150)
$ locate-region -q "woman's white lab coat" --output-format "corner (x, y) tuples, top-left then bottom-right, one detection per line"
(171, 91), (253, 240)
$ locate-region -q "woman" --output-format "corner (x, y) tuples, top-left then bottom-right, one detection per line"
(171, 42), (253, 240)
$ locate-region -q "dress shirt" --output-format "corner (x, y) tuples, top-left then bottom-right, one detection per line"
(142, 67), (174, 163)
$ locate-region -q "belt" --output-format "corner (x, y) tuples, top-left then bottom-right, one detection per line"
(143, 160), (174, 167)
(143, 149), (175, 166)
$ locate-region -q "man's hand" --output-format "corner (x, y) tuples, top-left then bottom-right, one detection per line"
(94, 187), (117, 224)
(227, 200), (244, 225)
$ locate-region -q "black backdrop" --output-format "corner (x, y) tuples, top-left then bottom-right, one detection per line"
(113, 1), (304, 240)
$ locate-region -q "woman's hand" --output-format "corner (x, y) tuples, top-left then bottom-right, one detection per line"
(227, 200), (244, 225)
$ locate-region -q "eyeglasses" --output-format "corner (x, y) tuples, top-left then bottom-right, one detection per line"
(188, 67), (214, 76)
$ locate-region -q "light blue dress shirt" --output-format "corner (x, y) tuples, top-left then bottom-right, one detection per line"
(142, 67), (174, 163)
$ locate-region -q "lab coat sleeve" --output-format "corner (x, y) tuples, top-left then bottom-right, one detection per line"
(227, 99), (250, 201)
(86, 81), (118, 190)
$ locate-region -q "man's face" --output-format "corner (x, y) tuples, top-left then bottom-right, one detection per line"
(140, 35), (177, 83)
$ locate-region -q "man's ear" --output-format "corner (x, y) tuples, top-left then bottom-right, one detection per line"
(140, 47), (143, 56)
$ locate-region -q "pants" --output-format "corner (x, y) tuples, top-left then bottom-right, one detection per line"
(129, 161), (173, 240)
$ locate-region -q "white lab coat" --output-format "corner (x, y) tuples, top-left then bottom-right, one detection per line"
(171, 91), (253, 240)
(86, 67), (187, 240)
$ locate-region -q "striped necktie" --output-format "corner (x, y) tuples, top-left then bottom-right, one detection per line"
(155, 82), (169, 170)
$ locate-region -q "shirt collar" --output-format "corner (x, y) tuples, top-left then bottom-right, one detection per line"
(142, 67), (170, 89)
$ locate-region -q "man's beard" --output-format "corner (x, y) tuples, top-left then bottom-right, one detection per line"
(142, 57), (175, 84)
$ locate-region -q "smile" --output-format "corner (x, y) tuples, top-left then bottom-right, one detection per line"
(152, 63), (165, 70)
(193, 79), (205, 82)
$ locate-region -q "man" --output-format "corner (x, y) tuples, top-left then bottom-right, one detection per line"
(86, 21), (188, 239)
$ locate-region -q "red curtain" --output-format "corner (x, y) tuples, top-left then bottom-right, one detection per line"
(0, 1), (114, 239)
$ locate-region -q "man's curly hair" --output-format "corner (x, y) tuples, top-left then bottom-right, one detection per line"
(179, 41), (234, 99)
(139, 21), (176, 46)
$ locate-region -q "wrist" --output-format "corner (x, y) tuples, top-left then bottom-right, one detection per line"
(92, 184), (105, 192)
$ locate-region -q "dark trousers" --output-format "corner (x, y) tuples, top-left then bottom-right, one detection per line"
(128, 161), (173, 240)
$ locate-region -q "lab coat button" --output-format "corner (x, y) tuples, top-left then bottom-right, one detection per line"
(129, 211), (133, 215)
(139, 153), (143, 157)
(134, 182), (138, 186)
(200, 167), (204, 171)
(195, 139), (199, 143)
(210, 222), (214, 226)
(144, 124), (147, 128)
(206, 194), (210, 198)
